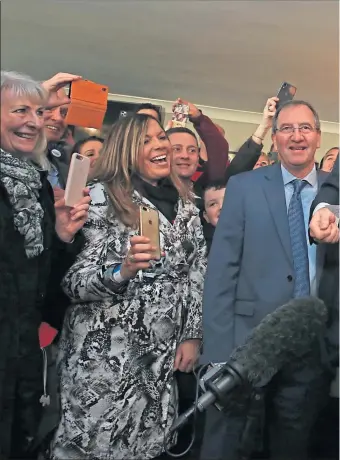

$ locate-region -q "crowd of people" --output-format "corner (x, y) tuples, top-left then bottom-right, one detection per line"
(0, 70), (339, 460)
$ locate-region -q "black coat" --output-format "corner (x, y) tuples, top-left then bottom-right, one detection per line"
(310, 156), (339, 366)
(0, 172), (84, 457)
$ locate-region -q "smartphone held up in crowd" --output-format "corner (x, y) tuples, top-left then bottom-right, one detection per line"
(276, 82), (297, 109)
(65, 79), (109, 129)
(139, 206), (161, 260)
(64, 153), (90, 207)
(172, 103), (190, 128)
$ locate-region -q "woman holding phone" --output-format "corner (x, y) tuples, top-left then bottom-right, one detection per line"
(51, 114), (206, 459)
(0, 70), (90, 458)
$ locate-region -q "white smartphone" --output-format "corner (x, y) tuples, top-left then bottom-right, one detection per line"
(64, 153), (90, 207)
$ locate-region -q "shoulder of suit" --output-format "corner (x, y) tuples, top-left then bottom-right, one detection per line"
(317, 170), (329, 180)
(228, 163), (271, 185)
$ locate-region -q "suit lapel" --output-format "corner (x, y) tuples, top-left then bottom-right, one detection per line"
(263, 164), (293, 266)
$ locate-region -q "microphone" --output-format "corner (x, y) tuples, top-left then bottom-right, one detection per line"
(170, 297), (327, 432)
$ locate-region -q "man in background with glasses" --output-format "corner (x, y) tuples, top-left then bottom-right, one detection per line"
(201, 100), (330, 460)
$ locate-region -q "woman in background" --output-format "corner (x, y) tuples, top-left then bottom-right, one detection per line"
(51, 114), (206, 460)
(71, 135), (103, 180)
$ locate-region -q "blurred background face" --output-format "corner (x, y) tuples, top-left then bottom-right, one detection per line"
(137, 118), (171, 185)
(1, 89), (45, 156)
(253, 153), (269, 169)
(272, 104), (320, 172)
(137, 108), (160, 122)
(63, 126), (75, 146)
(44, 89), (68, 143)
(321, 148), (339, 172)
(79, 139), (103, 170)
(203, 187), (226, 227)
(169, 132), (199, 180)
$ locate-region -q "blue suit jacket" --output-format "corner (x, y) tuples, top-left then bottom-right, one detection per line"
(202, 163), (327, 363)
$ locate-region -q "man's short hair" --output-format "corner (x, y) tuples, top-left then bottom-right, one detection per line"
(272, 100), (321, 133)
(166, 126), (199, 147)
(135, 103), (162, 122)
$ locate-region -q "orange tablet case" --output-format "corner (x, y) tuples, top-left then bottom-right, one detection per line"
(65, 80), (108, 129)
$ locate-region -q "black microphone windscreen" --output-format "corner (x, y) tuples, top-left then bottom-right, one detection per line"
(229, 297), (328, 387)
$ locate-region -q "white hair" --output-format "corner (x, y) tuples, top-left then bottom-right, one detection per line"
(1, 70), (49, 169)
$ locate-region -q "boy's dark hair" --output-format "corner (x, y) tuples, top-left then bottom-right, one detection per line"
(71, 136), (104, 154)
(202, 179), (227, 200)
(135, 103), (162, 122)
(166, 127), (199, 147)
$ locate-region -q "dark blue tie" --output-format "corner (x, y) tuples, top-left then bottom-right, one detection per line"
(288, 179), (310, 297)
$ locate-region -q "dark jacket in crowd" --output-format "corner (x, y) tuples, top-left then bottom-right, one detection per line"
(0, 173), (84, 458)
(310, 155), (339, 367)
(191, 113), (230, 197)
(46, 143), (71, 189)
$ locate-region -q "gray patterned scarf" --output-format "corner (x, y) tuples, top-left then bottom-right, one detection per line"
(0, 148), (44, 258)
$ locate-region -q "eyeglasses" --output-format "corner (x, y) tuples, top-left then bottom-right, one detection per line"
(276, 125), (317, 134)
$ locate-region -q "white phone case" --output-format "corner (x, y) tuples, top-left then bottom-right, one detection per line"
(64, 153), (90, 207)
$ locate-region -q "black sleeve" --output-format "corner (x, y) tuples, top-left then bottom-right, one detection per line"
(224, 137), (262, 184)
(309, 157), (339, 245)
(310, 156), (339, 216)
(42, 231), (85, 331)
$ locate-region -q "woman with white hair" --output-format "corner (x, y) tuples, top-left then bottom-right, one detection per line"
(0, 70), (90, 458)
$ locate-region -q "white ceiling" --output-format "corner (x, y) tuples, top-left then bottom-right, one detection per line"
(1, 0), (339, 121)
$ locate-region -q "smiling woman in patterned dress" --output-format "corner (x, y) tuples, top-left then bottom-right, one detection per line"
(50, 114), (207, 459)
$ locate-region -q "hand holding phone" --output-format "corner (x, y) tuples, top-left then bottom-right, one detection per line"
(139, 206), (161, 259)
(65, 79), (108, 129)
(276, 82), (297, 109)
(172, 103), (190, 128)
(121, 234), (160, 280)
(42, 72), (82, 109)
(64, 153), (90, 207)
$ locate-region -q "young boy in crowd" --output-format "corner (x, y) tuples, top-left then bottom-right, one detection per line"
(202, 180), (226, 253)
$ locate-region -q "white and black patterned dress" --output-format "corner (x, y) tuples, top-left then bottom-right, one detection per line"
(50, 183), (206, 459)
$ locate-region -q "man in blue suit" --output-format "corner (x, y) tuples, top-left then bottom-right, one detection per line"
(201, 100), (329, 460)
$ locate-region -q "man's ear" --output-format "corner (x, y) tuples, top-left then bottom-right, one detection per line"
(271, 133), (278, 152)
(203, 210), (209, 223)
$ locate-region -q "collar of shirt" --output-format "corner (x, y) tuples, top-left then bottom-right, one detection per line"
(281, 164), (317, 188)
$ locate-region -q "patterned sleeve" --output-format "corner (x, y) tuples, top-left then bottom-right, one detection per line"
(180, 215), (207, 342)
(61, 203), (131, 303)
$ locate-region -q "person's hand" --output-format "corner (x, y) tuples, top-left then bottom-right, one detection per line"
(174, 339), (201, 373)
(42, 72), (82, 109)
(54, 187), (90, 243)
(310, 208), (339, 244)
(173, 98), (201, 120)
(252, 97), (279, 145)
(165, 120), (174, 131)
(261, 97), (279, 129)
(120, 236), (163, 280)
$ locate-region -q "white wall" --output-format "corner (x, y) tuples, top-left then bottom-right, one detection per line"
(109, 94), (339, 162)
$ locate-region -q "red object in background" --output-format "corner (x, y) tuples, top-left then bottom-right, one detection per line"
(39, 322), (58, 348)
(191, 170), (203, 182)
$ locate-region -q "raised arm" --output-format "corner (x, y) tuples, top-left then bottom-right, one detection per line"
(224, 97), (278, 182)
(173, 98), (229, 182)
